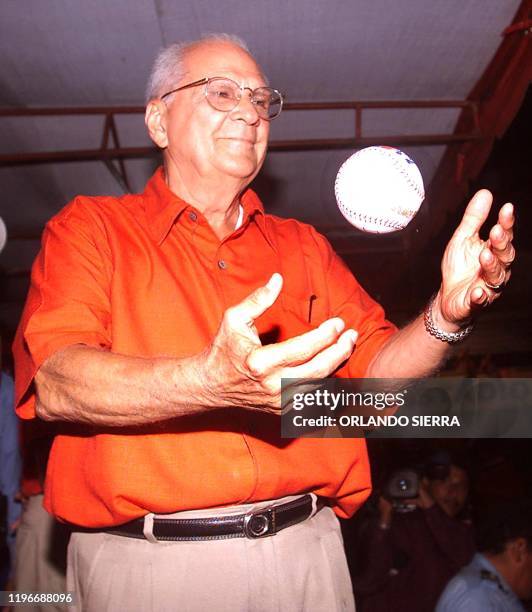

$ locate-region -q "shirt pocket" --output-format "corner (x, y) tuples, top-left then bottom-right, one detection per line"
(255, 291), (311, 345)
(274, 291), (330, 341)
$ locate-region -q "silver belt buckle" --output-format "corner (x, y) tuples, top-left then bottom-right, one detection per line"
(243, 505), (275, 538)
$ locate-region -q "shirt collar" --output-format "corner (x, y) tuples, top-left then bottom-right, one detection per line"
(143, 167), (189, 244)
(143, 166), (269, 245)
(475, 553), (518, 599)
(239, 186), (274, 247)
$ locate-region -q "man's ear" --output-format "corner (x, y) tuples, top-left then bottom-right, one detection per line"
(145, 100), (168, 149)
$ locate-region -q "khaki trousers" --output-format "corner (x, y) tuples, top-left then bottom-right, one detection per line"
(15, 494), (69, 612)
(67, 497), (355, 612)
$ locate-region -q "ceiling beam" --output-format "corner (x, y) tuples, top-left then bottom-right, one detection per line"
(412, 0), (532, 251)
(0, 99), (475, 116)
(0, 99), (480, 166)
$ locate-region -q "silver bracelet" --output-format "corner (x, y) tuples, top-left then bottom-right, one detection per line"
(423, 294), (473, 343)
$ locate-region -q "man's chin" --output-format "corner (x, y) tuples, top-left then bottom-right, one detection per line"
(442, 504), (460, 518)
(216, 158), (263, 182)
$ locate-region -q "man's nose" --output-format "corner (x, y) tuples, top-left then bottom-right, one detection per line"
(231, 90), (260, 125)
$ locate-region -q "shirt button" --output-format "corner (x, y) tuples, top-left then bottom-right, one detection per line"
(218, 259), (227, 270)
(188, 211), (197, 222)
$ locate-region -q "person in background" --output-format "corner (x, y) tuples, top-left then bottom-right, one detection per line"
(354, 451), (475, 612)
(14, 419), (68, 612)
(436, 500), (532, 611)
(0, 340), (21, 590)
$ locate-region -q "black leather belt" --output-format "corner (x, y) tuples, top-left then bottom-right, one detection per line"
(105, 494), (323, 541)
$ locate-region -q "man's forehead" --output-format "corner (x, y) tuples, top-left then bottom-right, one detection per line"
(446, 465), (468, 483)
(183, 42), (266, 84)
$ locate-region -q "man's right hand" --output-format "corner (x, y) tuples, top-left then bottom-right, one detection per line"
(34, 273), (357, 425)
(197, 273), (358, 414)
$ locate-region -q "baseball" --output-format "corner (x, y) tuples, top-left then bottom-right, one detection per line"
(334, 146), (425, 233)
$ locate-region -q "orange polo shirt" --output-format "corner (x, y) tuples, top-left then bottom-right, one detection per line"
(13, 167), (396, 527)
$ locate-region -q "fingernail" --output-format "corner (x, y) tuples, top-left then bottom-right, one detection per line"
(321, 318), (344, 333)
(333, 318), (345, 333)
(346, 329), (358, 344)
(267, 273), (282, 291)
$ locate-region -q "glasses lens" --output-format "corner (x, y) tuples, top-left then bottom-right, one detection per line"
(205, 79), (283, 120)
(254, 88), (282, 120)
(206, 79), (240, 111)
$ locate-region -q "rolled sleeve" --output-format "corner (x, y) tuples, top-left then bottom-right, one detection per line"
(13, 199), (112, 419)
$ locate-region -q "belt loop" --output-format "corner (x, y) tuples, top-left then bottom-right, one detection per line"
(143, 513), (158, 544)
(309, 493), (318, 518)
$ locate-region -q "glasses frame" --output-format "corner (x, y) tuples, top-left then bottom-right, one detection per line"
(160, 76), (284, 121)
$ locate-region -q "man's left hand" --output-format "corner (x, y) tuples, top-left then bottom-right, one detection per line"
(403, 480), (435, 511)
(435, 189), (515, 326)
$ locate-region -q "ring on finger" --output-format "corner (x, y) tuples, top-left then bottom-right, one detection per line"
(485, 280), (504, 292)
(503, 249), (516, 266)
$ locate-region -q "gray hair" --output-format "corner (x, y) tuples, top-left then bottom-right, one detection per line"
(145, 34), (253, 103)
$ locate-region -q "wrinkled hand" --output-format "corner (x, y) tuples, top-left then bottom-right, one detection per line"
(198, 273), (358, 414)
(437, 190), (515, 325)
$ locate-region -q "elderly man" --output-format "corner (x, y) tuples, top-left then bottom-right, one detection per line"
(13, 34), (515, 611)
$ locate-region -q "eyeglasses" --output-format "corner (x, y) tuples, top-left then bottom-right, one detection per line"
(160, 77), (284, 121)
